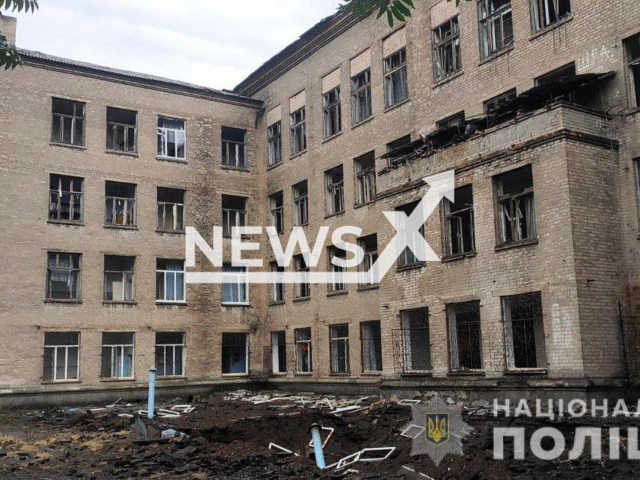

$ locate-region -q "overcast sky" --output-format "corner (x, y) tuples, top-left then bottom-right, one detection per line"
(12, 0), (340, 90)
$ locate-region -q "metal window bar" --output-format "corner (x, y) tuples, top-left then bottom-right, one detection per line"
(49, 176), (83, 222)
(384, 49), (408, 107)
(478, 0), (513, 59)
(448, 301), (483, 371)
(432, 16), (461, 82)
(392, 309), (431, 373)
(351, 70), (372, 125)
(503, 293), (545, 370)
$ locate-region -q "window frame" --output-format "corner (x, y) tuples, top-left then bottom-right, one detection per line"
(103, 255), (135, 302)
(360, 320), (383, 373)
(293, 180), (309, 227)
(355, 152), (377, 205)
(51, 97), (85, 146)
(295, 327), (312, 373)
(43, 332), (80, 382)
(155, 258), (186, 303)
(294, 254), (310, 298)
(351, 69), (373, 125)
(221, 332), (249, 375)
(495, 166), (537, 246)
(157, 116), (186, 160)
(530, 0), (571, 33)
(270, 331), (287, 374)
(399, 308), (432, 373)
(323, 86), (342, 139)
(221, 126), (248, 168)
(49, 174), (84, 223)
(155, 332), (186, 377)
(502, 292), (546, 371)
(478, 0), (514, 59)
(358, 234), (379, 287)
(46, 252), (81, 301)
(222, 263), (249, 305)
(396, 202), (424, 268)
(101, 332), (135, 380)
(447, 301), (483, 372)
(106, 107), (137, 153)
(443, 185), (476, 257)
(329, 324), (350, 374)
(328, 246), (347, 293)
(105, 181), (137, 228)
(269, 191), (284, 234)
(156, 187), (185, 232)
(625, 33), (640, 108)
(290, 107), (307, 155)
(432, 16), (462, 82)
(325, 165), (345, 216)
(267, 121), (282, 166)
(269, 261), (285, 303)
(222, 195), (247, 237)
(383, 48), (409, 108)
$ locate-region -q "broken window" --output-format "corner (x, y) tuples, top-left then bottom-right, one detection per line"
(271, 331), (287, 374)
(222, 195), (247, 237)
(157, 116), (185, 160)
(443, 184), (475, 257)
(330, 324), (349, 374)
(396, 201), (424, 267)
(436, 111), (465, 130)
(361, 320), (382, 373)
(47, 252), (81, 300)
(156, 259), (185, 303)
(478, 0), (513, 59)
(358, 234), (378, 286)
(104, 255), (135, 302)
(432, 16), (461, 82)
(51, 97), (85, 146)
(323, 87), (342, 139)
(328, 246), (347, 293)
(355, 152), (376, 205)
(484, 88), (517, 125)
(270, 261), (284, 303)
(447, 301), (482, 371)
(351, 69), (372, 125)
(157, 187), (185, 232)
(49, 174), (83, 223)
(625, 33), (640, 108)
(503, 292), (546, 370)
(290, 107), (306, 155)
(269, 191), (284, 234)
(535, 63), (576, 86)
(221, 332), (248, 374)
(101, 332), (134, 379)
(105, 181), (136, 227)
(222, 263), (248, 304)
(325, 165), (345, 216)
(400, 308), (431, 373)
(221, 126), (247, 168)
(106, 107), (137, 153)
(387, 135), (412, 153)
(267, 121), (282, 166)
(495, 166), (536, 245)
(43, 332), (79, 381)
(384, 48), (408, 108)
(155, 332), (185, 377)
(293, 180), (309, 226)
(294, 254), (310, 298)
(531, 0), (571, 32)
(295, 328), (312, 373)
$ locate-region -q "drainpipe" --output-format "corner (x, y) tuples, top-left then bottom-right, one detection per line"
(148, 366), (156, 419)
(309, 423), (326, 469)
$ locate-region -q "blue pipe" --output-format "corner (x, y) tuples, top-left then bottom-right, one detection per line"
(148, 366), (156, 419)
(310, 423), (326, 469)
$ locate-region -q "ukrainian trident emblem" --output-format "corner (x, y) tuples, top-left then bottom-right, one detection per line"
(426, 413), (449, 445)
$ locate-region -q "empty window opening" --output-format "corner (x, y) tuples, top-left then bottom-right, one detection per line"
(387, 134), (412, 154)
(270, 261), (284, 303)
(503, 292), (546, 370)
(355, 152), (376, 204)
(106, 107), (137, 153)
(293, 180), (309, 226)
(269, 191), (284, 234)
(625, 33), (640, 108)
(495, 166), (536, 245)
(400, 308), (431, 373)
(444, 184), (475, 257)
(49, 174), (83, 223)
(433, 16), (461, 82)
(396, 201), (424, 267)
(290, 107), (306, 155)
(104, 255), (135, 302)
(328, 246), (347, 293)
(47, 252), (81, 300)
(51, 97), (85, 146)
(295, 328), (312, 373)
(155, 332), (185, 377)
(361, 320), (383, 373)
(105, 181), (136, 227)
(535, 63), (576, 86)
(484, 88), (517, 125)
(101, 332), (134, 379)
(157, 187), (185, 232)
(323, 87), (342, 138)
(267, 121), (282, 166)
(478, 0), (513, 59)
(448, 301), (483, 371)
(294, 254), (310, 298)
(221, 126), (247, 168)
(222, 263), (248, 304)
(43, 332), (79, 382)
(330, 324), (349, 374)
(437, 111), (465, 130)
(325, 165), (345, 216)
(358, 234), (378, 286)
(156, 259), (185, 303)
(384, 48), (408, 108)
(222, 195), (247, 237)
(271, 331), (287, 374)
(531, 0), (571, 32)
(351, 69), (372, 125)
(157, 116), (185, 160)
(222, 332), (248, 375)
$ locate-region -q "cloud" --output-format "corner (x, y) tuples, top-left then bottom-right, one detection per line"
(12, 0), (341, 89)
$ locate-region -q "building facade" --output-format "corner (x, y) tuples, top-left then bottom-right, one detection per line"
(1, 0), (640, 405)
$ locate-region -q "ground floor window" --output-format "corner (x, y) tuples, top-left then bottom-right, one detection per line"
(295, 328), (312, 373)
(155, 332), (185, 376)
(503, 292), (546, 370)
(330, 324), (349, 374)
(447, 301), (482, 371)
(361, 320), (382, 373)
(271, 331), (287, 374)
(400, 308), (431, 373)
(101, 332), (134, 379)
(43, 332), (79, 381)
(222, 333), (248, 374)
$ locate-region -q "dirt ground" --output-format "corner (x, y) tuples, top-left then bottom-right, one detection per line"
(0, 391), (637, 479)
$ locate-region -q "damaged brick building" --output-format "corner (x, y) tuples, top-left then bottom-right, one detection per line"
(1, 0), (640, 406)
